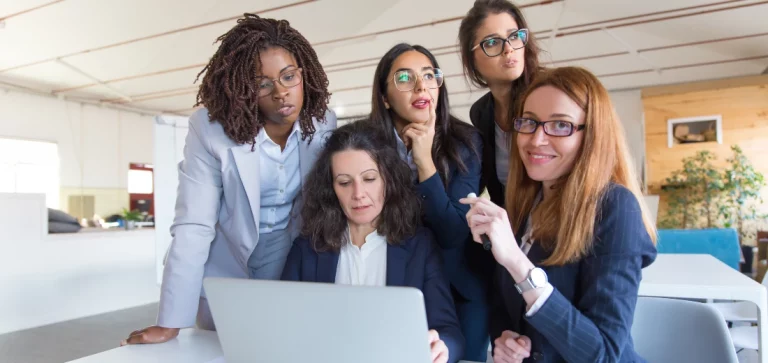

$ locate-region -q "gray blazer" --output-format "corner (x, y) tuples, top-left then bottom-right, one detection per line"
(158, 108), (337, 328)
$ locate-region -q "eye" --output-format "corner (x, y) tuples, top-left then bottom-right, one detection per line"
(485, 38), (499, 47)
(396, 72), (412, 83)
(553, 121), (571, 129)
(337, 180), (350, 186)
(281, 73), (295, 81)
(423, 72), (435, 81)
(364, 177), (377, 183)
(257, 80), (272, 89)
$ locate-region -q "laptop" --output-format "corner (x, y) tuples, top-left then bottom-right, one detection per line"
(203, 277), (433, 363)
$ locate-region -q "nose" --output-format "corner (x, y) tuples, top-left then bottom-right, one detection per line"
(351, 181), (365, 200)
(414, 76), (427, 93)
(271, 82), (290, 100)
(530, 126), (549, 146)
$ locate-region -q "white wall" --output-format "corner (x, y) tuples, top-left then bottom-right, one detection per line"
(0, 193), (159, 334)
(608, 89), (645, 182)
(0, 89), (155, 216)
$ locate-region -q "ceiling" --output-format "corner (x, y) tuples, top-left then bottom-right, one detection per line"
(1, 0), (767, 118)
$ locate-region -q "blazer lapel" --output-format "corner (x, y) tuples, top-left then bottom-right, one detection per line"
(386, 243), (410, 287)
(231, 142), (262, 233)
(316, 250), (340, 283)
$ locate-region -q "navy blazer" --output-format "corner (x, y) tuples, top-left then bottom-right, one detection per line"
(416, 130), (489, 301)
(469, 92), (505, 207)
(489, 184), (657, 363)
(281, 227), (465, 363)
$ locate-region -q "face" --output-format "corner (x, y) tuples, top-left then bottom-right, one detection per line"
(472, 12), (526, 85)
(517, 86), (586, 188)
(256, 47), (305, 125)
(382, 51), (441, 126)
(332, 150), (386, 229)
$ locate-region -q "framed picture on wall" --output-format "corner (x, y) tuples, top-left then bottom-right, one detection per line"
(667, 115), (723, 148)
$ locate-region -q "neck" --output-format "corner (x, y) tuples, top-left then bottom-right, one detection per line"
(348, 222), (376, 248)
(392, 114), (411, 149)
(488, 81), (512, 129)
(541, 180), (555, 200)
(263, 121), (295, 150)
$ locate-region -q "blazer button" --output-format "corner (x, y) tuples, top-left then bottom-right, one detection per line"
(532, 352), (543, 361)
(421, 195), (426, 200)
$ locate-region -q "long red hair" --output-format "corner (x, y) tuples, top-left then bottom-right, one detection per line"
(505, 67), (657, 266)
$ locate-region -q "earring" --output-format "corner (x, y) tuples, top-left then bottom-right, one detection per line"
(384, 102), (390, 109)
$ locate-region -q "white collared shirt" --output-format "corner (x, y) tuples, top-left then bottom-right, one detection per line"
(335, 228), (388, 286)
(393, 128), (419, 182)
(257, 121), (302, 233)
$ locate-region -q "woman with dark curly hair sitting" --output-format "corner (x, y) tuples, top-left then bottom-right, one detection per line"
(281, 121), (464, 363)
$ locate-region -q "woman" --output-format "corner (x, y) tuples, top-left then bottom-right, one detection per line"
(281, 121), (464, 363)
(366, 43), (488, 361)
(459, 0), (541, 205)
(461, 67), (657, 363)
(122, 14), (336, 345)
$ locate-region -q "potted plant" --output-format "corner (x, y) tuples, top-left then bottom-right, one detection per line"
(718, 145), (766, 246)
(122, 208), (143, 230)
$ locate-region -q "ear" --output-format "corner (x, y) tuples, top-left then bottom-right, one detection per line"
(382, 96), (390, 109)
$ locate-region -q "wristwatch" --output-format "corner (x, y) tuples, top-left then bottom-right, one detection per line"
(515, 267), (548, 294)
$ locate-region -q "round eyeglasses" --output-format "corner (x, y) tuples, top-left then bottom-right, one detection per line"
(513, 117), (586, 137)
(256, 68), (303, 97)
(472, 29), (529, 57)
(392, 68), (444, 92)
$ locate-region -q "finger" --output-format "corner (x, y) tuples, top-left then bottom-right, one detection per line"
(433, 341), (448, 363)
(427, 97), (437, 129)
(503, 338), (531, 358)
(427, 329), (440, 344)
(458, 196), (481, 205)
(493, 345), (515, 363)
(404, 129), (424, 141)
(518, 336), (532, 350)
(469, 214), (494, 226)
(123, 332), (147, 345)
(405, 123), (429, 132)
(128, 329), (143, 338)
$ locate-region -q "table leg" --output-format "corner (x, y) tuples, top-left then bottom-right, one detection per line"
(757, 294), (768, 363)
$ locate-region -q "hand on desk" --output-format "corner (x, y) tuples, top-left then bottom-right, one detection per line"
(493, 330), (531, 363)
(120, 326), (180, 346)
(428, 329), (449, 363)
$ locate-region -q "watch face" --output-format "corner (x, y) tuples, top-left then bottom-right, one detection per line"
(530, 268), (548, 286)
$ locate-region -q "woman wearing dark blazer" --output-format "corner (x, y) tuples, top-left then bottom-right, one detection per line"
(365, 43), (487, 361)
(459, 0), (542, 206)
(462, 67), (657, 363)
(281, 121), (464, 363)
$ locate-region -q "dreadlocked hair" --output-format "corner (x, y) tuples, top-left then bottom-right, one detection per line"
(194, 13), (331, 147)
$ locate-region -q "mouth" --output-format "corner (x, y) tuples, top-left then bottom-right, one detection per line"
(502, 58), (518, 68)
(276, 104), (296, 117)
(527, 152), (556, 164)
(411, 98), (431, 110)
(352, 205), (372, 211)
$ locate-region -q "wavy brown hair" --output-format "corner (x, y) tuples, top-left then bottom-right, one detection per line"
(194, 13), (331, 146)
(301, 121), (421, 252)
(458, 0), (542, 124)
(506, 67), (657, 266)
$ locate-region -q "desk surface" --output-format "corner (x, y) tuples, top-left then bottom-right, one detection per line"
(640, 254), (766, 300)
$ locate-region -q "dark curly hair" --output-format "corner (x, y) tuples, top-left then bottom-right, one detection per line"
(301, 121), (421, 252)
(369, 43), (481, 186)
(194, 13), (331, 146)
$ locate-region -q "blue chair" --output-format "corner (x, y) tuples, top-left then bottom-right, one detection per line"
(656, 228), (741, 270)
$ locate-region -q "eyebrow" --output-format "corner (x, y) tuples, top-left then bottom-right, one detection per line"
(522, 111), (574, 120)
(334, 169), (379, 179)
(480, 29), (520, 40)
(256, 65), (297, 79)
(395, 66), (434, 73)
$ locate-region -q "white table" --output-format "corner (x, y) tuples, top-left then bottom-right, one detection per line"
(640, 254), (768, 362)
(68, 329), (483, 363)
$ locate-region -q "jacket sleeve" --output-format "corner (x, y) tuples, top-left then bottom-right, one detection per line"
(421, 229), (466, 363)
(158, 112), (223, 328)
(524, 186), (657, 362)
(280, 237), (305, 281)
(416, 131), (482, 249)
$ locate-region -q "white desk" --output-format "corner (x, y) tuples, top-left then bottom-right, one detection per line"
(67, 329), (483, 363)
(640, 254), (768, 362)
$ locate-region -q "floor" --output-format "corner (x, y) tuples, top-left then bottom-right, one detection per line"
(0, 301), (756, 363)
(0, 303), (157, 363)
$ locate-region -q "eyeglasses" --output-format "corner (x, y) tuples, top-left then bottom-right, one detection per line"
(256, 68), (303, 97)
(513, 117), (586, 137)
(472, 29), (529, 57)
(392, 68), (444, 92)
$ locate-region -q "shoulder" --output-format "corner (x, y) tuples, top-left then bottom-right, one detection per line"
(451, 123), (482, 164)
(403, 227), (437, 252)
(291, 235), (321, 256)
(187, 108), (237, 150)
(469, 92), (493, 125)
(593, 183), (656, 266)
(311, 109), (338, 144)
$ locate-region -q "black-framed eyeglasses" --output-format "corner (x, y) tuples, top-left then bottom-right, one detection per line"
(472, 29), (529, 57)
(256, 67), (303, 97)
(513, 117), (586, 137)
(392, 68), (444, 92)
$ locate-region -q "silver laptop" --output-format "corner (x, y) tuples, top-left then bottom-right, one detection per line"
(203, 277), (433, 363)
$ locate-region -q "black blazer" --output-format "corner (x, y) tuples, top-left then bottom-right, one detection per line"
(489, 184), (657, 362)
(281, 227), (465, 363)
(469, 92), (505, 206)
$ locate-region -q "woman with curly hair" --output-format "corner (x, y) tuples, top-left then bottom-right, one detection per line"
(122, 13), (336, 345)
(282, 121), (465, 363)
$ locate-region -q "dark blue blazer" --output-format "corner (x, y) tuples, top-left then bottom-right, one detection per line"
(416, 130), (490, 301)
(281, 227), (465, 363)
(489, 184), (657, 363)
(469, 92), (505, 207)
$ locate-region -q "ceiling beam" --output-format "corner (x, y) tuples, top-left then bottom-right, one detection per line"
(0, 0), (66, 21)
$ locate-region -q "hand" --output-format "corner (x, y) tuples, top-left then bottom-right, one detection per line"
(401, 97), (437, 176)
(428, 329), (449, 363)
(120, 326), (180, 346)
(493, 330), (531, 363)
(460, 195), (521, 267)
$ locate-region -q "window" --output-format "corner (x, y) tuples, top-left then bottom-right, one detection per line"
(0, 138), (60, 209)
